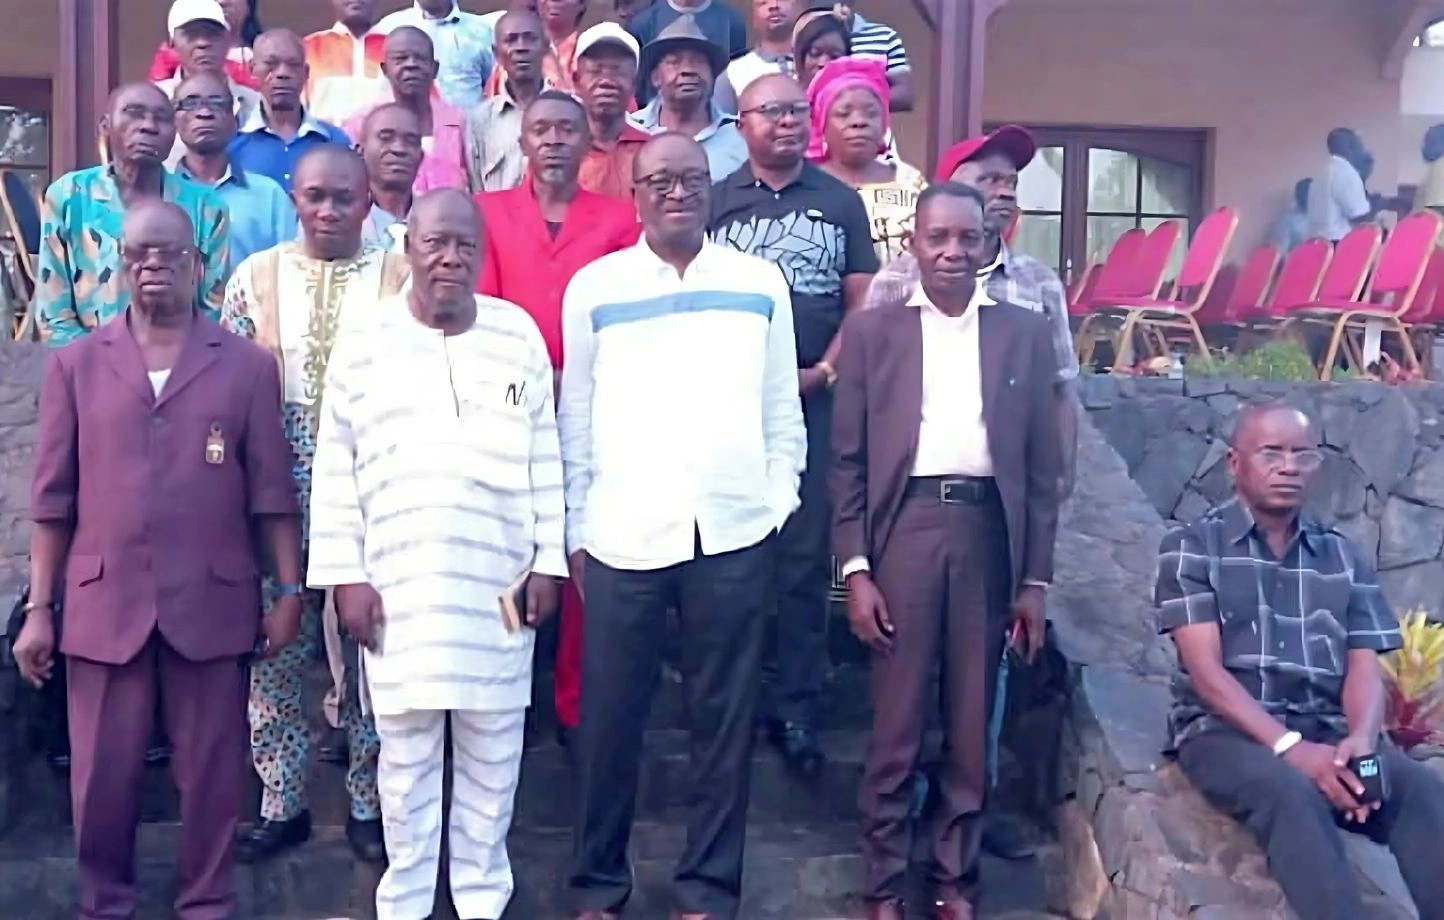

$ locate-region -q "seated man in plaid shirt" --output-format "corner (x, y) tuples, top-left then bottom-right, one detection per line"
(1155, 402), (1444, 920)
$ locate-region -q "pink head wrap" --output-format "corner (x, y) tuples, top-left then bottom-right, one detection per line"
(805, 57), (890, 163)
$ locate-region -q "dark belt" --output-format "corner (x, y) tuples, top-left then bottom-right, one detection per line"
(904, 475), (999, 505)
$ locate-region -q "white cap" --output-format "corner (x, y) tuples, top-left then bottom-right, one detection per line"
(168, 0), (229, 35)
(576, 22), (640, 63)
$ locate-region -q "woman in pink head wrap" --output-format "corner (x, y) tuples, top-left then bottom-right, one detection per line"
(807, 57), (924, 262)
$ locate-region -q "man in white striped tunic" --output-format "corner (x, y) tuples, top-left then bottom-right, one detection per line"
(308, 189), (567, 920)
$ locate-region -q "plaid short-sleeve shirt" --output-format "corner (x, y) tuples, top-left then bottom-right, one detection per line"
(1154, 498), (1402, 749)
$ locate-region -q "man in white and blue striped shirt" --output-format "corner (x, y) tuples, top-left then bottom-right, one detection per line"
(559, 133), (806, 919)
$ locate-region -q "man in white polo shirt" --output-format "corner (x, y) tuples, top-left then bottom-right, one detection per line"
(559, 132), (806, 920)
(1307, 127), (1375, 242)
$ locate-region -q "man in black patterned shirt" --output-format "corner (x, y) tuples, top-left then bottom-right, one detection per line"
(1155, 402), (1444, 920)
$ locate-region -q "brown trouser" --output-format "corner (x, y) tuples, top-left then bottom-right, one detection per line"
(860, 481), (1011, 904)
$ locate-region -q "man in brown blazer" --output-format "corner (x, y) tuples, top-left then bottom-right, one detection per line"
(830, 182), (1063, 920)
(14, 200), (304, 920)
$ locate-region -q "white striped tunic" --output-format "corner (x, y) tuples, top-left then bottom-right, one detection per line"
(307, 293), (569, 717)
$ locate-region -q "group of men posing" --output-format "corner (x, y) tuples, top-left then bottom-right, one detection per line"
(13, 2), (1444, 920)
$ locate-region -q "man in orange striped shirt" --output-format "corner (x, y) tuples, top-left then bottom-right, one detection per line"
(302, 0), (389, 126)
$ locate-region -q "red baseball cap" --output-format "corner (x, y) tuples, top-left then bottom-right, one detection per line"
(934, 125), (1037, 182)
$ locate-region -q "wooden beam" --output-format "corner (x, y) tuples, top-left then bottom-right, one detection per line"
(57, 0), (118, 175)
(928, 0), (989, 174)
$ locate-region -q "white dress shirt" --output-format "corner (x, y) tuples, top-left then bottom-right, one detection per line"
(1307, 154), (1370, 242)
(557, 239), (807, 571)
(841, 280), (996, 578)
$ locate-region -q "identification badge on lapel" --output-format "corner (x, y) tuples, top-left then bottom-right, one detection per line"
(205, 423), (226, 465)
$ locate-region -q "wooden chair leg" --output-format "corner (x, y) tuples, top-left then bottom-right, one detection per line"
(1187, 317), (1212, 365)
(1112, 311), (1141, 373)
(1394, 318), (1421, 376)
(1319, 316), (1348, 381)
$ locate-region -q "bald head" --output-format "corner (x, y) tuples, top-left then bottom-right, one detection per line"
(407, 190), (484, 327)
(103, 83), (176, 167)
(737, 73), (808, 169)
(633, 133), (710, 247)
(253, 29), (308, 112)
(295, 144), (369, 190)
(1228, 401), (1321, 516)
(292, 146), (370, 260)
(122, 201), (199, 316)
(173, 71), (237, 155)
(1231, 402), (1316, 451)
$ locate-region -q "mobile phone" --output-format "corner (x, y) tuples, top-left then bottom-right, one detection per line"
(1347, 753), (1387, 805)
(1006, 621), (1027, 664)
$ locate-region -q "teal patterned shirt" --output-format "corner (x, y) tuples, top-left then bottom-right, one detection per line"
(37, 166), (230, 347)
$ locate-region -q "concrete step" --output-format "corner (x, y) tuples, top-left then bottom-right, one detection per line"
(13, 726), (874, 832)
(0, 819), (1065, 919)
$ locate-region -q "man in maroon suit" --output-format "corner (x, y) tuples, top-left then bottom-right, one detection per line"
(830, 183), (1063, 920)
(14, 200), (303, 920)
(475, 89), (639, 745)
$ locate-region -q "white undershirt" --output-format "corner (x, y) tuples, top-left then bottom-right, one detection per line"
(148, 368), (171, 397)
(910, 282), (995, 477)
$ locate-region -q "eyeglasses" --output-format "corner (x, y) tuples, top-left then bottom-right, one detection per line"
(1250, 447), (1324, 472)
(739, 101), (810, 122)
(635, 170), (710, 196)
(175, 95), (232, 114)
(122, 244), (196, 265)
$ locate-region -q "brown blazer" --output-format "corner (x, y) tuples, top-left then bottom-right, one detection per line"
(30, 313), (299, 665)
(829, 296), (1063, 591)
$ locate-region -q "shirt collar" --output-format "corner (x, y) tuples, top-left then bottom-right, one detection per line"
(414, 1), (462, 24)
(1220, 497), (1320, 553)
(726, 159), (819, 190)
(631, 99), (735, 137)
(632, 236), (721, 276)
(241, 104), (334, 139)
(175, 158), (247, 189)
(906, 279), (996, 314)
(96, 165), (182, 204)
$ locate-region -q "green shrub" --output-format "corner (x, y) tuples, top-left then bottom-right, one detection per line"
(1187, 341), (1338, 381)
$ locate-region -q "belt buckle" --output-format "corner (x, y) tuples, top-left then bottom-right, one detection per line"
(940, 479), (965, 504)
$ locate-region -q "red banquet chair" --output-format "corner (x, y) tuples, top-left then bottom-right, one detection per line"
(1261, 238), (1333, 319)
(1220, 245), (1281, 323)
(1075, 228), (1147, 361)
(1090, 207), (1240, 370)
(1066, 262), (1098, 314)
(1285, 211), (1443, 379)
(1131, 219), (1183, 299)
(1278, 224), (1381, 318)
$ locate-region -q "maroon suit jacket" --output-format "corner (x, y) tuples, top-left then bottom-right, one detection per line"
(829, 296), (1063, 591)
(30, 313), (299, 665)
(476, 178), (640, 368)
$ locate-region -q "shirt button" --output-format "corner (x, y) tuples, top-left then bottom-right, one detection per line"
(152, 416), (164, 427)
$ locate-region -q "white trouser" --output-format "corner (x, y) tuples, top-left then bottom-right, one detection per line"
(373, 708), (527, 920)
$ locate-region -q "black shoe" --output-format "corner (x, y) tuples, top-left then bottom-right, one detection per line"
(766, 719), (825, 778)
(981, 814), (1037, 860)
(346, 816), (386, 864)
(316, 729), (349, 765)
(236, 811), (312, 863)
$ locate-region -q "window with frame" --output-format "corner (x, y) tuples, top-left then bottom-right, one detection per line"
(0, 78), (51, 199)
(1000, 127), (1207, 287)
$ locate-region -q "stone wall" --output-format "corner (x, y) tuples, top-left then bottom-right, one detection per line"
(1082, 375), (1444, 619)
(1050, 417), (1422, 919)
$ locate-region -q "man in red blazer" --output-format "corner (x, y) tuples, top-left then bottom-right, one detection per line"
(15, 201), (303, 920)
(475, 89), (639, 740)
(830, 183), (1063, 920)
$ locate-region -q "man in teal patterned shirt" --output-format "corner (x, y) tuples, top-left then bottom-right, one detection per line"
(37, 82), (229, 347)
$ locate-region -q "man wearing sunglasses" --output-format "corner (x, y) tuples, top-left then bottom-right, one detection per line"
(1157, 402), (1444, 919)
(710, 72), (878, 778)
(174, 71), (296, 271)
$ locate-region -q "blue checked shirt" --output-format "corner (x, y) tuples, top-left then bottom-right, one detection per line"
(1155, 498), (1402, 749)
(376, 2), (495, 109)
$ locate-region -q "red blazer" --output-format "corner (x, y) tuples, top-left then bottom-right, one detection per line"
(476, 179), (640, 368)
(31, 314), (298, 665)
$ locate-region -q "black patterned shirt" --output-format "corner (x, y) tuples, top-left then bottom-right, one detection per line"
(1154, 498), (1401, 748)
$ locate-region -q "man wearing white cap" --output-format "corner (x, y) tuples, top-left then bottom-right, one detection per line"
(156, 0), (261, 167)
(573, 22), (650, 199)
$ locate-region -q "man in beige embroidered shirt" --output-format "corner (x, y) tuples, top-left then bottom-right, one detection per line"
(220, 145), (408, 866)
(464, 8), (548, 192)
(830, 183), (1062, 920)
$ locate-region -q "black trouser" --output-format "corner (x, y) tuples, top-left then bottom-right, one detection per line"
(568, 533), (773, 919)
(764, 390), (832, 727)
(1178, 721), (1444, 920)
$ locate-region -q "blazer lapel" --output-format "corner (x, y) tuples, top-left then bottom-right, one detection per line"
(978, 302), (1013, 435)
(97, 313), (155, 406)
(894, 306), (925, 471)
(154, 316), (222, 410)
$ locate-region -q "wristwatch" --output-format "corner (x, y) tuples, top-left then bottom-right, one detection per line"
(1272, 730), (1303, 756)
(274, 583), (304, 598)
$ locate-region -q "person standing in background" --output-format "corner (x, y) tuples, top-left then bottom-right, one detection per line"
(792, 5), (851, 90)
(629, 16), (747, 180)
(465, 7), (549, 193)
(174, 71), (296, 271)
(302, 0), (389, 126)
(1307, 128), (1375, 242)
(573, 23), (651, 199)
(359, 104), (425, 250)
(38, 83), (230, 347)
(711, 73), (879, 778)
(149, 0), (261, 89)
(612, 0), (655, 29)
(538, 0), (589, 93)
(230, 29), (351, 192)
(1272, 178), (1314, 252)
(1415, 125), (1444, 215)
(717, 0), (798, 115)
(346, 27), (468, 193)
(627, 0), (748, 106)
(476, 91), (640, 748)
(156, 0), (263, 166)
(375, 0), (496, 109)
(221, 146), (400, 866)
